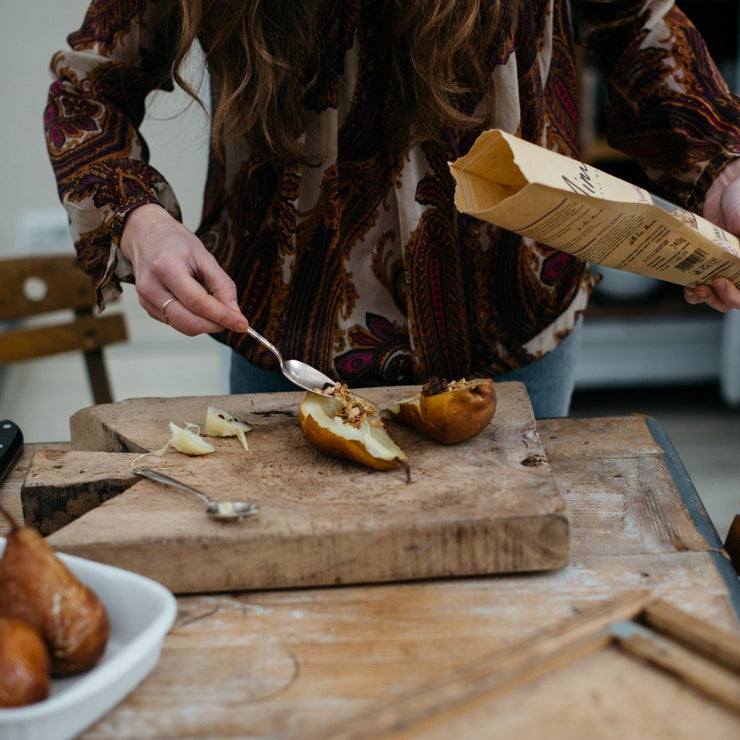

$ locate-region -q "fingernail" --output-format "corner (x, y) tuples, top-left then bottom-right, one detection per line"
(230, 300), (241, 310)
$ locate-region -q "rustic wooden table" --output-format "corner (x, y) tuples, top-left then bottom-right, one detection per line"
(2, 414), (739, 738)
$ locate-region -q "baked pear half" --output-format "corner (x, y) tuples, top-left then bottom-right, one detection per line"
(386, 377), (496, 444)
(299, 385), (409, 481)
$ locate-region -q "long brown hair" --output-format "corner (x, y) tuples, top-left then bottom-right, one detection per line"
(173, 0), (505, 163)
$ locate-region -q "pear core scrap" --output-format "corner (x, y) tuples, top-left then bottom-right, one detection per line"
(0, 507), (110, 677)
(299, 384), (410, 481)
(386, 377), (496, 444)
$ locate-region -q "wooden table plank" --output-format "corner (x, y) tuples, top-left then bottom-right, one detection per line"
(554, 444), (709, 557)
(77, 551), (737, 740)
(311, 595), (740, 740)
(537, 414), (663, 460)
(2, 414), (739, 739)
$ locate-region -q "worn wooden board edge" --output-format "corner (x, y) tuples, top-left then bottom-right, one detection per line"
(312, 591), (740, 740)
(644, 416), (740, 622)
(0, 443), (70, 535)
(21, 449), (143, 535)
(47, 510), (570, 594)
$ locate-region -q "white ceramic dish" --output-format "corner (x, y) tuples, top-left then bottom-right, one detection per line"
(0, 538), (177, 740)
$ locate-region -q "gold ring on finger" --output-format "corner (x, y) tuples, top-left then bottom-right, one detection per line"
(161, 297), (177, 317)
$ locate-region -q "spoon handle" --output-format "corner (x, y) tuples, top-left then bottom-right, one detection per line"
(246, 327), (284, 368)
(134, 467), (215, 505)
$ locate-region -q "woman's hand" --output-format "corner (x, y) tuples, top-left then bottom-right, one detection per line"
(120, 204), (249, 335)
(685, 278), (740, 312)
(689, 164), (740, 312)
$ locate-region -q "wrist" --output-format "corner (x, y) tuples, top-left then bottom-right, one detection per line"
(703, 158), (740, 225)
(120, 203), (170, 261)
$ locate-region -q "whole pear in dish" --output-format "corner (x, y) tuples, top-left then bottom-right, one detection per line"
(299, 386), (410, 482)
(386, 377), (496, 444)
(0, 616), (51, 707)
(0, 507), (110, 677)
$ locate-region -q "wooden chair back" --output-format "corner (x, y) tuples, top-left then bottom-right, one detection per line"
(0, 254), (128, 404)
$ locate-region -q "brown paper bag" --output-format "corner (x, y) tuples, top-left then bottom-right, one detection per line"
(450, 129), (740, 288)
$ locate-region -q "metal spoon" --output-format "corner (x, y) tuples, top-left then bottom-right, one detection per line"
(134, 467), (259, 522)
(247, 327), (337, 395)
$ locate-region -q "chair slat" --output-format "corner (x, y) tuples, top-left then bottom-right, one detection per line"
(0, 315), (127, 364)
(0, 255), (97, 320)
(0, 253), (129, 404)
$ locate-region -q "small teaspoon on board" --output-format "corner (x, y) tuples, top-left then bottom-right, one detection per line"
(134, 467), (259, 522)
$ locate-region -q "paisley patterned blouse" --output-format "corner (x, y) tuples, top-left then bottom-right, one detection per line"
(45, 0), (740, 386)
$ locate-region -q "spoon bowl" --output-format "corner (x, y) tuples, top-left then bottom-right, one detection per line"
(247, 327), (337, 395)
(134, 467), (259, 522)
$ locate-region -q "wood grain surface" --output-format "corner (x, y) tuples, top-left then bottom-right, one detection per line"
(23, 382), (570, 593)
(1, 414), (738, 739)
(313, 594), (740, 739)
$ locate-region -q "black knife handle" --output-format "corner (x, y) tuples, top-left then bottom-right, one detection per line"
(0, 420), (23, 487)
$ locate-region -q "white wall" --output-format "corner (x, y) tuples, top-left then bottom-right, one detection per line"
(1, 0), (209, 252)
(1, 0), (228, 440)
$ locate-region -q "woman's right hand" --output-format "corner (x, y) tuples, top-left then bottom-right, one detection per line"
(692, 164), (740, 313)
(120, 204), (249, 335)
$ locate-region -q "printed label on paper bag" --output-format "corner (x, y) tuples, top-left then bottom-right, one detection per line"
(449, 129), (740, 288)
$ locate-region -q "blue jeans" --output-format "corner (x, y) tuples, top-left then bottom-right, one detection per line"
(230, 320), (582, 419)
(495, 319), (583, 418)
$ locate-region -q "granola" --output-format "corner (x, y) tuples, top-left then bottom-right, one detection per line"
(324, 383), (380, 428)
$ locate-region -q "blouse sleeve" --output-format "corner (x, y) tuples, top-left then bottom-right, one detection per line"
(44, 0), (182, 307)
(576, 0), (740, 211)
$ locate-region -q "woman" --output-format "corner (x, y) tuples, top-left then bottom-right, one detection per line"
(44, 0), (740, 417)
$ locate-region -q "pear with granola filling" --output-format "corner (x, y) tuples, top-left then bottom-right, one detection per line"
(386, 377), (496, 444)
(299, 384), (410, 481)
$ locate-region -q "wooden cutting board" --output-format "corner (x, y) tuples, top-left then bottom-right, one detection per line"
(22, 382), (569, 594)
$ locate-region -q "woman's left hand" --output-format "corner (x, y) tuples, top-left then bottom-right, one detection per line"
(685, 278), (740, 312)
(689, 165), (740, 312)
